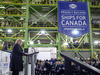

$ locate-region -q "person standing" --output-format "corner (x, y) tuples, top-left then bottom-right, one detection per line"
(11, 39), (27, 75)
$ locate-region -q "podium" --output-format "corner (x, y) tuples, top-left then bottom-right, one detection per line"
(0, 50), (11, 75)
(25, 52), (39, 75)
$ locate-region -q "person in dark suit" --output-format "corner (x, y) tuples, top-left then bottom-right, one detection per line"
(55, 61), (62, 75)
(61, 61), (65, 74)
(11, 39), (27, 75)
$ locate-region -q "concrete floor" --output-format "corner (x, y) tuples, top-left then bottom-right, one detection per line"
(0, 70), (24, 75)
(10, 71), (24, 75)
(10, 69), (25, 75)
(0, 71), (24, 75)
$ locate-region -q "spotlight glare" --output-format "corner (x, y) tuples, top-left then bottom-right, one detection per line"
(0, 17), (4, 19)
(63, 42), (68, 45)
(72, 30), (79, 35)
(41, 30), (45, 34)
(0, 29), (3, 31)
(20, 30), (23, 32)
(94, 41), (98, 45)
(50, 42), (52, 44)
(37, 40), (41, 44)
(8, 29), (12, 33)
(30, 41), (34, 45)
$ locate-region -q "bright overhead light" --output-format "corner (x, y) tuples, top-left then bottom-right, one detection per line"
(94, 32), (100, 35)
(63, 42), (68, 45)
(7, 29), (12, 33)
(20, 30), (23, 32)
(75, 40), (78, 43)
(0, 29), (3, 31)
(0, 5), (5, 8)
(50, 42), (52, 44)
(37, 34), (48, 35)
(0, 7), (5, 8)
(41, 30), (45, 34)
(94, 41), (99, 45)
(37, 40), (41, 44)
(37, 40), (40, 42)
(50, 41), (53, 44)
(20, 17), (24, 20)
(30, 41), (34, 45)
(72, 30), (79, 35)
(0, 17), (4, 19)
(21, 6), (26, 9)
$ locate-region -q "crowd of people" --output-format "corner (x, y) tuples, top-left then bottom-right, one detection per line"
(65, 42), (90, 49)
(92, 19), (100, 28)
(0, 20), (58, 27)
(35, 58), (65, 75)
(35, 58), (100, 75)
(1, 19), (100, 28)
(2, 0), (100, 5)
(62, 41), (100, 49)
(90, 0), (100, 6)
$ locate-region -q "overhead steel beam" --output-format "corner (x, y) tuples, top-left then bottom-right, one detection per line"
(0, 5), (10, 14)
(0, 2), (26, 5)
(58, 32), (61, 58)
(0, 14), (25, 17)
(77, 51), (85, 58)
(29, 31), (58, 33)
(28, 27), (58, 30)
(29, 31), (41, 42)
(24, 0), (29, 49)
(62, 49), (91, 51)
(29, 4), (57, 6)
(29, 6), (57, 27)
(30, 11), (43, 22)
(63, 35), (75, 49)
(0, 27), (25, 29)
(43, 12), (56, 22)
(87, 0), (94, 58)
(45, 34), (55, 44)
(45, 31), (56, 41)
(0, 37), (24, 40)
(30, 37), (56, 39)
(28, 44), (58, 47)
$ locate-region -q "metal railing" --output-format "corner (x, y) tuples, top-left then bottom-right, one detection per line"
(60, 52), (100, 75)
(0, 21), (58, 27)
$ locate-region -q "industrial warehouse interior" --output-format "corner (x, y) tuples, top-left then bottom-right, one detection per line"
(0, 0), (100, 75)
